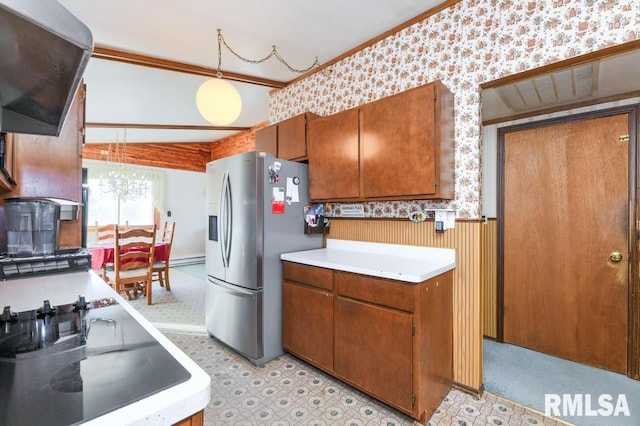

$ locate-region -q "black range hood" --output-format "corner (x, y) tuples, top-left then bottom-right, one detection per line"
(0, 0), (93, 136)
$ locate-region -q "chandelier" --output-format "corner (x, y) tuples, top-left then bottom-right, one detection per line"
(99, 129), (150, 201)
(196, 29), (320, 126)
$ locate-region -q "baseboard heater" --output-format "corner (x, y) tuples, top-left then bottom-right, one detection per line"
(171, 256), (205, 267)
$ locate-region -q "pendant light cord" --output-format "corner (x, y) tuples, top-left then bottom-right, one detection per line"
(216, 29), (320, 76)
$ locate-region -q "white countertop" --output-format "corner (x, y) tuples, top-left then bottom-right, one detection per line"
(0, 271), (211, 425)
(281, 239), (456, 283)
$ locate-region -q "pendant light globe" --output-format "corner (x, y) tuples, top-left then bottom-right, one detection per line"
(196, 78), (242, 126)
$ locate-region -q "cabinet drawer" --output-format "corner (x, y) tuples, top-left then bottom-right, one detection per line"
(335, 271), (415, 312)
(282, 261), (333, 291)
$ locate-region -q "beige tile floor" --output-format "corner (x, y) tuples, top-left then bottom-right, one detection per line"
(132, 268), (569, 425)
(163, 331), (569, 426)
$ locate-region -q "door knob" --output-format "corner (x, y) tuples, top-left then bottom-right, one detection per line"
(609, 251), (623, 262)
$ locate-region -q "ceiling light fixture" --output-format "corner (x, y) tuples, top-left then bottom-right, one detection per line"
(196, 29), (320, 126)
(99, 128), (150, 201)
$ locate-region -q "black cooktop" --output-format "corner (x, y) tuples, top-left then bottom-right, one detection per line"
(0, 296), (191, 425)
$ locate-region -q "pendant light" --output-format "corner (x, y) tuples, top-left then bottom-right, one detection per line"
(196, 77), (241, 126)
(196, 29), (320, 126)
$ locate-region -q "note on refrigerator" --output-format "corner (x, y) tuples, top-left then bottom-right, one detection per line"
(286, 177), (299, 204)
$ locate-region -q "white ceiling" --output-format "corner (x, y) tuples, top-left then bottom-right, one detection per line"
(59, 0), (448, 144)
(59, 1), (640, 144)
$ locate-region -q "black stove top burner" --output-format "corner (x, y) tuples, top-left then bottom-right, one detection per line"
(0, 295), (191, 425)
(0, 295), (97, 358)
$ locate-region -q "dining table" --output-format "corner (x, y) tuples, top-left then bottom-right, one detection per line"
(87, 241), (169, 271)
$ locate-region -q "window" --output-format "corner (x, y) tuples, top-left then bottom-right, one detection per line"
(85, 162), (164, 227)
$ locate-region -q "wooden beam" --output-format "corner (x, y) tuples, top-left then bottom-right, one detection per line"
(92, 45), (287, 89)
(85, 122), (250, 131)
(83, 142), (212, 172)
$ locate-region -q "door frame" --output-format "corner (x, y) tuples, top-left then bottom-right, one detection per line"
(496, 104), (640, 379)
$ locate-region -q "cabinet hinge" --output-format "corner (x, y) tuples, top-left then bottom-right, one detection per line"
(412, 393), (416, 408)
(434, 176), (439, 187)
(411, 320), (415, 336)
(433, 88), (437, 102)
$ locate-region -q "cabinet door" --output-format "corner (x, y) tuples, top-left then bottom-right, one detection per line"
(255, 124), (277, 157)
(282, 281), (334, 372)
(308, 108), (359, 201)
(334, 297), (414, 412)
(360, 83), (436, 198)
(0, 132), (15, 191)
(277, 114), (307, 160)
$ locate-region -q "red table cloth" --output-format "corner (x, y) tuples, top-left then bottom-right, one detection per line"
(87, 241), (169, 271)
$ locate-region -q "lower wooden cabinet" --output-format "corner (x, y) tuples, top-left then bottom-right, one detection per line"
(334, 297), (414, 411)
(282, 261), (453, 423)
(282, 281), (334, 371)
(173, 409), (204, 426)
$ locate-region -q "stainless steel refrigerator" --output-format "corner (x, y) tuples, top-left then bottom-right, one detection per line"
(205, 151), (323, 366)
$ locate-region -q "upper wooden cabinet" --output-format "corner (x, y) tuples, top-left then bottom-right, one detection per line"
(361, 82), (454, 199)
(254, 112), (319, 161)
(254, 124), (278, 158)
(307, 107), (360, 200)
(308, 81), (455, 202)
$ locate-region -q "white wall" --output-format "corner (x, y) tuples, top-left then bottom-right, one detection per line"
(83, 159), (206, 263)
(159, 167), (206, 262)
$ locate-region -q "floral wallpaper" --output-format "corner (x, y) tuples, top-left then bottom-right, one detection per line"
(270, 0), (639, 219)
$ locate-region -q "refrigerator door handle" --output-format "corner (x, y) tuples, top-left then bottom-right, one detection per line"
(221, 171), (233, 268)
(209, 278), (257, 298)
(219, 171), (228, 268)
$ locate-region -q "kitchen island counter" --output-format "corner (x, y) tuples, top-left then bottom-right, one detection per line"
(280, 238), (455, 422)
(0, 271), (211, 425)
(281, 238), (456, 282)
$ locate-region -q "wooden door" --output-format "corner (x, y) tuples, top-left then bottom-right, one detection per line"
(307, 107), (359, 201)
(278, 112), (319, 160)
(501, 113), (629, 373)
(282, 281), (334, 372)
(278, 113), (310, 160)
(254, 124), (277, 157)
(360, 83), (436, 198)
(334, 297), (413, 412)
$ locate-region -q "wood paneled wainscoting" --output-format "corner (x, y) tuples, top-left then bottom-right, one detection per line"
(327, 218), (483, 393)
(482, 218), (498, 339)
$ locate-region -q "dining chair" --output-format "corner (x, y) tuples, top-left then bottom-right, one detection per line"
(105, 224), (157, 305)
(94, 223), (116, 279)
(95, 222), (116, 241)
(152, 221), (175, 291)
